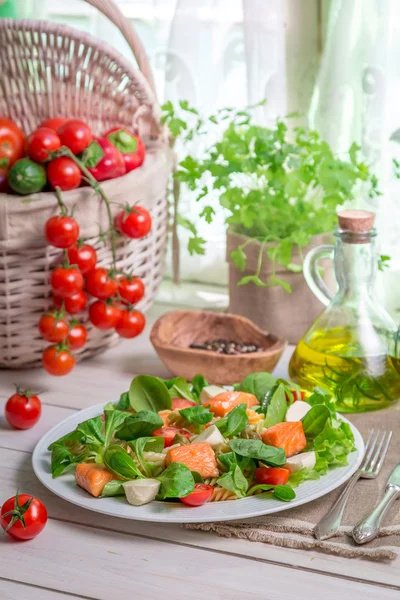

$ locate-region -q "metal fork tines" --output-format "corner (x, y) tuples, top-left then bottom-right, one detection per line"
(314, 429), (392, 541)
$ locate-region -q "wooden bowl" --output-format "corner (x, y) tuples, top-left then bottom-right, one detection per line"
(150, 310), (287, 385)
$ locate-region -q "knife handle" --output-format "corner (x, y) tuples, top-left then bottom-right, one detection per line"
(352, 484), (400, 545)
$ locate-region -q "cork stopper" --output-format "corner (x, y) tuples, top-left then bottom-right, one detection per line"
(337, 210), (375, 232)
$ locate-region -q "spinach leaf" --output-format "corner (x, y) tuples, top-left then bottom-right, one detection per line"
(157, 463), (195, 499)
(247, 484), (296, 502)
(191, 471), (205, 483)
(116, 392), (130, 411)
(48, 416), (104, 451)
(217, 451), (254, 475)
(129, 375), (171, 412)
(50, 446), (95, 478)
(260, 382), (279, 414)
(229, 439), (286, 466)
(237, 372), (276, 402)
(115, 410), (163, 441)
(217, 464), (248, 498)
(164, 377), (196, 401)
(191, 374), (208, 399)
(101, 480), (125, 497)
(104, 445), (144, 480)
(308, 387), (337, 413)
(179, 405), (213, 427)
(215, 403), (248, 438)
(130, 436), (164, 477)
(301, 405), (331, 439)
(264, 385), (287, 427)
(104, 410), (131, 448)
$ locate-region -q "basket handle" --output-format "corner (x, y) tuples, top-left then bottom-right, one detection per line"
(83, 0), (157, 97)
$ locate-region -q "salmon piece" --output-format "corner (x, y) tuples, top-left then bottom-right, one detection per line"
(166, 442), (219, 478)
(158, 410), (172, 426)
(206, 391), (258, 417)
(75, 463), (115, 497)
(262, 421), (307, 458)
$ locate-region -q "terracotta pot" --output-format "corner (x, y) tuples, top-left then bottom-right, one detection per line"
(226, 231), (335, 344)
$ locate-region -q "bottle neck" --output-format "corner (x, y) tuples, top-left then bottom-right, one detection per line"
(334, 231), (377, 299)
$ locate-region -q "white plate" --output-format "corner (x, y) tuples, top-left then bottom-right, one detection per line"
(32, 402), (364, 523)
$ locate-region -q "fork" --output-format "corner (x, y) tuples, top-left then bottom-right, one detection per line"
(314, 429), (392, 541)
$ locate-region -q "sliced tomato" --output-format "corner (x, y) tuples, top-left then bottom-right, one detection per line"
(171, 398), (198, 410)
(285, 390), (306, 402)
(152, 426), (191, 448)
(180, 483), (214, 507)
(254, 467), (290, 486)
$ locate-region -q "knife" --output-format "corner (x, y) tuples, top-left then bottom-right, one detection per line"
(352, 464), (400, 545)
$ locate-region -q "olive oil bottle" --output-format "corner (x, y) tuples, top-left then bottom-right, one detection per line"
(289, 210), (400, 412)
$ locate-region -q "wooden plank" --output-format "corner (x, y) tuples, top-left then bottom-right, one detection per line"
(1, 446), (399, 589)
(0, 579), (88, 600)
(0, 518), (397, 600)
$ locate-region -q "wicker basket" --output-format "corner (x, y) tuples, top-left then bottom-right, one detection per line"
(0, 0), (173, 368)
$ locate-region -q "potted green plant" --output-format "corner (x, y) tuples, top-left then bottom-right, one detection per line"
(163, 102), (380, 343)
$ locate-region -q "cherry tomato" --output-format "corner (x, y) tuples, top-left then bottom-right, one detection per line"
(285, 390), (306, 402)
(45, 215), (79, 248)
(53, 290), (87, 314)
(1, 492), (47, 540)
(152, 426), (191, 448)
(5, 389), (41, 430)
(42, 346), (75, 376)
(57, 119), (92, 155)
(104, 128), (146, 172)
(40, 117), (68, 131)
(180, 483), (214, 507)
(171, 398), (198, 410)
(115, 309), (145, 338)
(118, 276), (145, 304)
(27, 127), (61, 162)
(85, 267), (118, 299)
(38, 313), (69, 343)
(47, 157), (82, 191)
(67, 243), (97, 274)
(50, 267), (84, 298)
(67, 322), (88, 350)
(254, 467), (290, 486)
(0, 117), (25, 167)
(115, 206), (152, 239)
(89, 300), (121, 330)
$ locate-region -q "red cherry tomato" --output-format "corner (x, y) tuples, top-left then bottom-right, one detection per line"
(89, 300), (121, 330)
(285, 390), (306, 402)
(67, 322), (87, 350)
(38, 313), (69, 343)
(84, 137), (125, 182)
(254, 467), (290, 487)
(53, 289), (87, 314)
(67, 243), (97, 274)
(171, 398), (198, 410)
(115, 309), (145, 338)
(47, 157), (82, 191)
(104, 128), (146, 172)
(152, 426), (191, 448)
(85, 267), (118, 299)
(115, 206), (152, 239)
(40, 117), (68, 131)
(1, 492), (47, 540)
(180, 483), (214, 507)
(5, 389), (41, 430)
(118, 276), (145, 304)
(27, 127), (61, 162)
(50, 267), (84, 298)
(42, 346), (75, 376)
(0, 117), (25, 167)
(45, 215), (79, 248)
(57, 119), (92, 155)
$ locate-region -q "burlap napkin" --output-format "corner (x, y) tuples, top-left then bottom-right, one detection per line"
(185, 405), (400, 561)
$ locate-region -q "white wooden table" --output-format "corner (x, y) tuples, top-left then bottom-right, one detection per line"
(0, 305), (399, 600)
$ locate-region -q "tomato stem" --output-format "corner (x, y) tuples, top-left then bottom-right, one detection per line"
(54, 186), (68, 215)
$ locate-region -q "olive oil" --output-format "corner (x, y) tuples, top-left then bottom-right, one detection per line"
(289, 327), (400, 412)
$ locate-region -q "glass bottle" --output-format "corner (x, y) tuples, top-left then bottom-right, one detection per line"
(289, 210), (400, 412)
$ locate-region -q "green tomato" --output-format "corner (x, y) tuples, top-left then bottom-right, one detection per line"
(8, 158), (46, 195)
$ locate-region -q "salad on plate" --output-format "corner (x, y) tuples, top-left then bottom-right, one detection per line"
(48, 372), (356, 508)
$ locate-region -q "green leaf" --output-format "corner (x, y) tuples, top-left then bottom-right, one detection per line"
(115, 410), (163, 441)
(116, 392), (130, 411)
(157, 463), (195, 499)
(129, 375), (171, 412)
(217, 464), (248, 498)
(247, 483), (296, 501)
(179, 100), (198, 114)
(312, 417), (355, 473)
(130, 436), (165, 477)
(229, 439), (286, 466)
(238, 372), (276, 402)
(104, 446), (144, 480)
(230, 247), (247, 272)
(188, 235), (206, 255)
(268, 275), (292, 294)
(378, 254), (391, 271)
(264, 385), (288, 427)
(50, 445), (77, 478)
(301, 405), (331, 439)
(179, 405), (213, 427)
(308, 387), (336, 413)
(199, 205), (215, 223)
(216, 403), (248, 438)
(164, 377), (196, 401)
(191, 374), (208, 399)
(101, 480), (125, 497)
(191, 471), (205, 483)
(104, 410), (131, 448)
